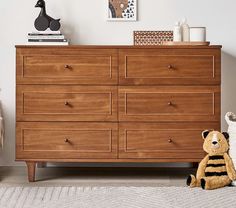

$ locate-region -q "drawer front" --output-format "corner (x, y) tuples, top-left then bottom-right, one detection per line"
(17, 86), (118, 121)
(119, 86), (220, 122)
(16, 122), (118, 159)
(16, 48), (118, 84)
(119, 49), (221, 85)
(119, 123), (220, 159)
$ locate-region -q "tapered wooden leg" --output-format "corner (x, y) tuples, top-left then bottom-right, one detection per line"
(26, 162), (36, 182)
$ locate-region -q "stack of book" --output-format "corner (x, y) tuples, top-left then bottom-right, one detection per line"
(27, 30), (69, 45)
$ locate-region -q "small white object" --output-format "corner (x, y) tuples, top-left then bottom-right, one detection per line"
(31, 30), (61, 34)
(173, 21), (182, 42)
(225, 112), (236, 186)
(190, 27), (206, 42)
(26, 42), (69, 46)
(181, 18), (190, 42)
(27, 35), (65, 40)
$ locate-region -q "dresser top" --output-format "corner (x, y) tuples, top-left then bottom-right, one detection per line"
(15, 45), (222, 49)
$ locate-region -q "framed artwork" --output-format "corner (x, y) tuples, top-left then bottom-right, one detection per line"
(108, 0), (137, 21)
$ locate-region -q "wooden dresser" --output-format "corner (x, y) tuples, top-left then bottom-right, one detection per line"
(16, 45), (221, 182)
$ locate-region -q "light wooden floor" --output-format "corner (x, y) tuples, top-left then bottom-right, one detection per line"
(0, 166), (196, 186)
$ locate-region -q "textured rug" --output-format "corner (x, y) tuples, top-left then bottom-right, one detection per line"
(0, 186), (236, 208)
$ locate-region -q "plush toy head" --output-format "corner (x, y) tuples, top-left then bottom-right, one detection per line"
(35, 0), (45, 8)
(202, 130), (229, 155)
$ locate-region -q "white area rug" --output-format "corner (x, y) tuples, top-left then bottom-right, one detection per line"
(0, 186), (236, 208)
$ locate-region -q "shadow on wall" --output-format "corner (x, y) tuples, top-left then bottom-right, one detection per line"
(61, 23), (77, 45)
(222, 52), (236, 131)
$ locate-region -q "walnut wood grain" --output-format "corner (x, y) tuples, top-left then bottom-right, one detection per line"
(26, 161), (36, 182)
(16, 85), (118, 122)
(119, 86), (220, 122)
(16, 45), (222, 49)
(119, 122), (220, 159)
(16, 122), (118, 159)
(18, 158), (203, 163)
(16, 48), (118, 85)
(15, 45), (222, 181)
(119, 48), (221, 85)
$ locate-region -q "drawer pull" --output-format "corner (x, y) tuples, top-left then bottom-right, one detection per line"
(168, 101), (173, 106)
(64, 138), (70, 143)
(168, 139), (173, 143)
(64, 65), (71, 69)
(64, 101), (70, 106)
(167, 65), (174, 70)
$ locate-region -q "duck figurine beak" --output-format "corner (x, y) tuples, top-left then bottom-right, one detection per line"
(35, 3), (39, 7)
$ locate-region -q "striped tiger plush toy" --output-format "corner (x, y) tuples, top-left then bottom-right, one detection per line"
(187, 130), (236, 190)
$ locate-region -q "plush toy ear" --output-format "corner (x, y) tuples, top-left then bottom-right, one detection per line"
(202, 130), (210, 139)
(222, 132), (229, 140)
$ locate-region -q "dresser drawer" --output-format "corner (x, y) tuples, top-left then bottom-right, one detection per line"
(119, 49), (221, 85)
(119, 123), (219, 159)
(16, 48), (118, 85)
(119, 86), (220, 122)
(17, 85), (118, 121)
(16, 122), (118, 159)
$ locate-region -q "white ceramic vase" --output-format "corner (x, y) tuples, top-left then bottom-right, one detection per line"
(225, 112), (236, 186)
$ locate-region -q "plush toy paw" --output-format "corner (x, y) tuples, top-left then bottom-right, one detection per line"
(186, 175), (192, 186)
(201, 178), (206, 189)
(231, 173), (236, 181)
(187, 175), (196, 187)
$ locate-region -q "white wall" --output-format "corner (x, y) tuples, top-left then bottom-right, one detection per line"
(0, 0), (236, 166)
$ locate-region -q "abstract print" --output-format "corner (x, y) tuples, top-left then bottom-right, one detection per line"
(108, 0), (136, 21)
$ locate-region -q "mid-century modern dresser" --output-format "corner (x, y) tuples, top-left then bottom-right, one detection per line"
(16, 45), (221, 182)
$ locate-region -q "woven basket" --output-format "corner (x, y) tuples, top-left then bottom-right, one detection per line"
(225, 112), (236, 186)
(134, 31), (173, 45)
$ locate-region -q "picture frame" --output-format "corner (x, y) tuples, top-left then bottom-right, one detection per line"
(107, 0), (137, 21)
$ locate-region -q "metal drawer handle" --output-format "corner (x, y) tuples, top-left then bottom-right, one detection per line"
(64, 101), (70, 106)
(168, 101), (173, 106)
(168, 139), (173, 143)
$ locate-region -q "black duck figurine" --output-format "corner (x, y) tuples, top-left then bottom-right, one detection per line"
(34, 0), (61, 31)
